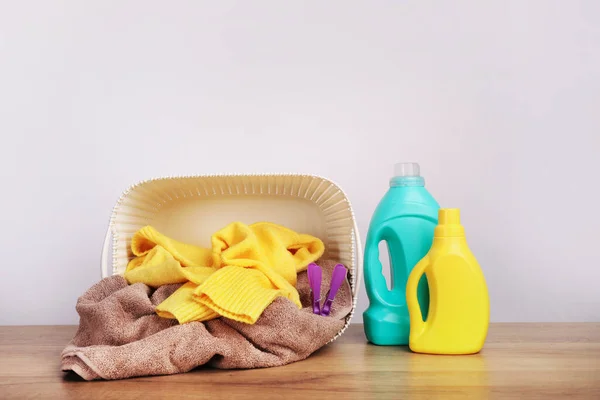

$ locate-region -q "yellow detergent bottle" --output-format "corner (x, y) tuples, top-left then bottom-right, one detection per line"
(406, 208), (490, 355)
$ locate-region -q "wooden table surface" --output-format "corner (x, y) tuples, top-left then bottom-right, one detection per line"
(1, 323), (599, 399)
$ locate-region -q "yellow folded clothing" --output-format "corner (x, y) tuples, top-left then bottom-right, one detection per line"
(124, 222), (325, 324)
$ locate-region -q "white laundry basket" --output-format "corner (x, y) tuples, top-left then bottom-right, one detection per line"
(100, 174), (362, 339)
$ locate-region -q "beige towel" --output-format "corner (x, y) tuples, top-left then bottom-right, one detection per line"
(61, 260), (352, 380)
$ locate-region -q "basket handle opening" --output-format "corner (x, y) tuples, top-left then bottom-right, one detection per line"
(352, 219), (363, 298)
(100, 226), (111, 279)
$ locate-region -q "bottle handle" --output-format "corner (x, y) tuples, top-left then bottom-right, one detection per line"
(363, 223), (395, 306)
(406, 256), (428, 336)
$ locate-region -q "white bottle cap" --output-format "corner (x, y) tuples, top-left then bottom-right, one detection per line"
(394, 162), (420, 177)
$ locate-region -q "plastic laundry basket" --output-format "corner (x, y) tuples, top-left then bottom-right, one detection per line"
(100, 174), (363, 340)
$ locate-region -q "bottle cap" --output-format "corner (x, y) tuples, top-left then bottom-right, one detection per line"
(438, 208), (461, 225)
(390, 162), (424, 187)
(435, 208), (465, 237)
(394, 162), (420, 177)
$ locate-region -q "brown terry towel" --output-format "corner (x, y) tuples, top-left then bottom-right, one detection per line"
(61, 260), (352, 380)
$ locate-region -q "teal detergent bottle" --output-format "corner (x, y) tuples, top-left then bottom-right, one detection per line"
(363, 163), (440, 345)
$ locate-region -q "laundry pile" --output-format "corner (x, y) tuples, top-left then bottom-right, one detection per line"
(61, 222), (352, 380)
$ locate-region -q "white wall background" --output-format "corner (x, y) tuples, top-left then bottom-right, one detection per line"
(1, 1), (599, 325)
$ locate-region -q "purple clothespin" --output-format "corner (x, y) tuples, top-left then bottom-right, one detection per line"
(307, 263), (322, 315)
(320, 264), (347, 316)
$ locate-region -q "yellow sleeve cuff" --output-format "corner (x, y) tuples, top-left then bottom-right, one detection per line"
(194, 266), (302, 324)
(156, 282), (219, 324)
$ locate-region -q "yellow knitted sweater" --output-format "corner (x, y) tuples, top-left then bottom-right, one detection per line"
(124, 222), (324, 324)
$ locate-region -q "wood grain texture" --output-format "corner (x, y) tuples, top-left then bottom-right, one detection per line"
(0, 323), (599, 400)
